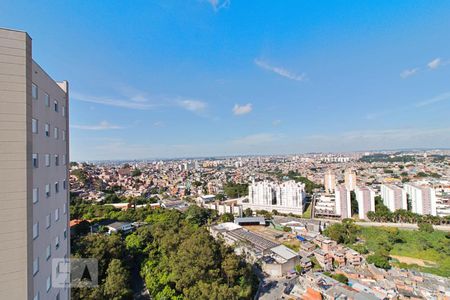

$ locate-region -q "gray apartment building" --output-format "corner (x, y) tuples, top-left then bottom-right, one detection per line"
(0, 28), (70, 300)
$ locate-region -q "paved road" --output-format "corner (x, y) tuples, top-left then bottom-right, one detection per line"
(253, 266), (298, 300)
(130, 259), (150, 300)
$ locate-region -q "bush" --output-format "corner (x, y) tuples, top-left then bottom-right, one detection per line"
(367, 252), (391, 269)
(418, 222), (434, 233)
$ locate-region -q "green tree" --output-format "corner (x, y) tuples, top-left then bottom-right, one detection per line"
(103, 259), (132, 300)
(350, 191), (358, 216)
(243, 208), (253, 217)
(125, 233), (144, 255)
(323, 219), (359, 244)
(418, 222), (434, 233)
(332, 273), (348, 284)
(215, 193), (226, 201)
(223, 182), (248, 198)
(367, 252), (391, 269)
(219, 213), (234, 223)
(185, 205), (212, 226)
(131, 168), (142, 177)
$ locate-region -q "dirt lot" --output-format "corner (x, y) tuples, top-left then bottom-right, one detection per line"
(390, 255), (437, 267)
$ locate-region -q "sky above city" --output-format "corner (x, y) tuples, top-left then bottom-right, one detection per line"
(2, 0), (450, 160)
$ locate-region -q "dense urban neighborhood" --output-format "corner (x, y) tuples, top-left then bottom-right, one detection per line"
(69, 150), (450, 299)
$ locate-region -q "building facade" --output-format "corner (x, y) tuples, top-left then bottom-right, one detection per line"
(344, 169), (356, 191)
(355, 186), (375, 220)
(404, 184), (437, 216)
(381, 184), (407, 212)
(246, 180), (306, 214)
(324, 170), (336, 193)
(0, 28), (70, 300)
(335, 186), (351, 219)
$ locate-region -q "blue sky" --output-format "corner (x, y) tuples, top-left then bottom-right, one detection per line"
(2, 0), (450, 160)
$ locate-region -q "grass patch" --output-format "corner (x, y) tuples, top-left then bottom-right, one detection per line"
(283, 240), (300, 252)
(358, 227), (450, 277)
(302, 201), (312, 218)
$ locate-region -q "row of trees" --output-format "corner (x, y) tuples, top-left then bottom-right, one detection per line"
(366, 196), (450, 225)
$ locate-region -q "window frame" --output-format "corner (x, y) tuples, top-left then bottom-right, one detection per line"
(32, 118), (38, 134)
(32, 83), (38, 99)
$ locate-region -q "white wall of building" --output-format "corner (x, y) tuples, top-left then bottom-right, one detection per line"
(246, 180), (306, 214)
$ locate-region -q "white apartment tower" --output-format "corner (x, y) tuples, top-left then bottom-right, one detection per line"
(355, 186), (375, 220)
(335, 186), (351, 219)
(404, 184), (437, 216)
(344, 169), (356, 191)
(380, 184), (407, 212)
(247, 180), (306, 214)
(324, 170), (336, 193)
(0, 28), (70, 300)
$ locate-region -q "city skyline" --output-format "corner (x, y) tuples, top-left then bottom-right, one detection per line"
(2, 0), (450, 160)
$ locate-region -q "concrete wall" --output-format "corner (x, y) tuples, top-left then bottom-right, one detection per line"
(0, 27), (70, 300)
(31, 60), (70, 300)
(0, 28), (33, 300)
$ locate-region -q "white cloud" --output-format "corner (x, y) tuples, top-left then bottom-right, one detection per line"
(400, 68), (419, 79)
(232, 133), (278, 146)
(428, 58), (442, 69)
(71, 121), (123, 130)
(71, 91), (156, 110)
(178, 99), (207, 113)
(206, 0), (230, 11)
(233, 103), (252, 115)
(153, 121), (165, 127)
(254, 58), (307, 82)
(415, 91), (450, 107)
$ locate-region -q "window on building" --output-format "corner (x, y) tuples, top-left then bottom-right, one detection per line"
(32, 83), (38, 99)
(54, 100), (58, 112)
(45, 184), (50, 198)
(46, 276), (51, 292)
(54, 127), (58, 139)
(55, 235), (60, 249)
(63, 203), (67, 215)
(32, 153), (38, 168)
(45, 93), (50, 107)
(45, 154), (50, 167)
(55, 181), (59, 193)
(33, 188), (39, 204)
(62, 154), (66, 165)
(46, 245), (51, 260)
(33, 292), (39, 300)
(63, 179), (67, 190)
(32, 118), (38, 133)
(45, 123), (50, 137)
(55, 154), (59, 166)
(56, 292), (60, 300)
(63, 228), (67, 240)
(33, 222), (39, 239)
(33, 257), (39, 275)
(55, 208), (59, 221)
(46, 214), (51, 229)
(62, 105), (66, 117)
(62, 130), (66, 141)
